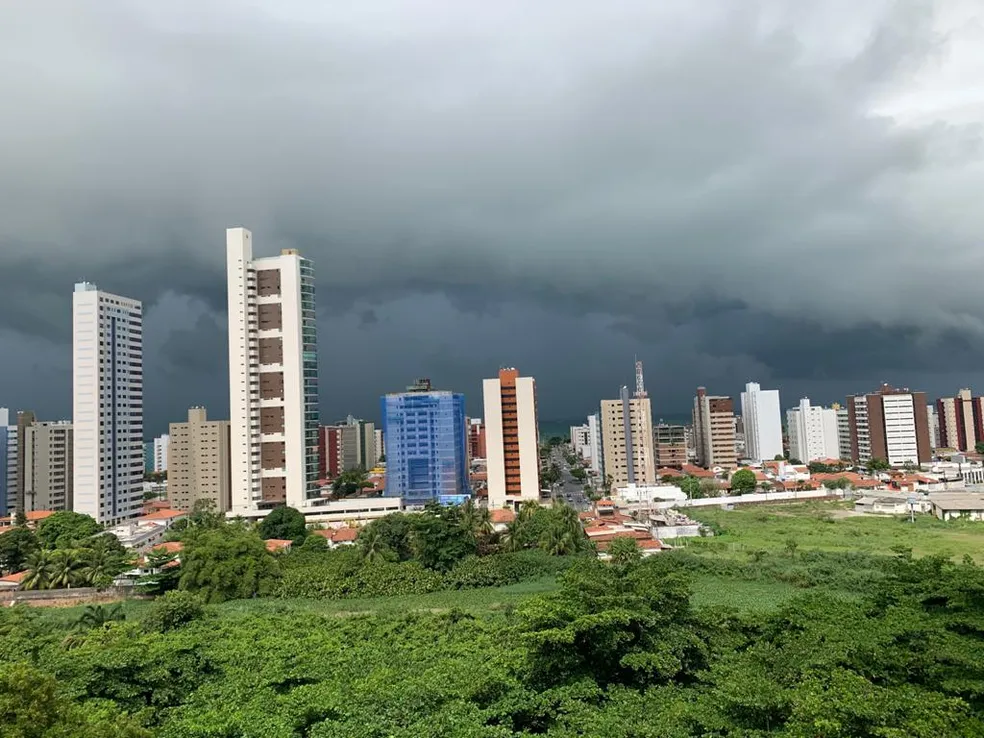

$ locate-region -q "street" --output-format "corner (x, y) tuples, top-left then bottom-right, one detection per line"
(548, 445), (591, 511)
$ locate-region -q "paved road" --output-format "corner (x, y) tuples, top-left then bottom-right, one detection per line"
(548, 445), (590, 511)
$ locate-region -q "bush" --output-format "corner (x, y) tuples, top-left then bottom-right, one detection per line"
(445, 551), (577, 590)
(143, 590), (206, 632)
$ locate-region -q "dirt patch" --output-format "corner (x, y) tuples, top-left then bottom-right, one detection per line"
(4, 593), (129, 608)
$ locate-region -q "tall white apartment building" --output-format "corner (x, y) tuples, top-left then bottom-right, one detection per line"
(484, 368), (541, 509)
(570, 423), (591, 459)
(786, 398), (840, 463)
(72, 283), (143, 525)
(834, 405), (852, 460)
(601, 388), (655, 486)
(227, 227), (320, 512)
(740, 382), (783, 462)
(587, 412), (603, 476)
(152, 434), (170, 473)
(0, 409), (16, 515)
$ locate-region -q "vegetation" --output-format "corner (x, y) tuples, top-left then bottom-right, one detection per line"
(20, 531), (129, 590)
(258, 505), (307, 541)
(729, 467), (757, 494)
(35, 511), (101, 549)
(331, 468), (373, 497)
(868, 456), (891, 471)
(177, 525), (280, 602)
(0, 527), (38, 574)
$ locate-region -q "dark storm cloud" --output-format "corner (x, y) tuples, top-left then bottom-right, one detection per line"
(0, 0), (982, 431)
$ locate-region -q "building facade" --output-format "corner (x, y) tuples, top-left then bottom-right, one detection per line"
(936, 389), (984, 452)
(786, 398), (840, 463)
(319, 424), (358, 479)
(227, 227), (320, 512)
(374, 429), (384, 465)
(587, 412), (603, 476)
(467, 418), (486, 461)
(382, 379), (467, 504)
(600, 388), (655, 486)
(928, 405), (941, 450)
(484, 368), (541, 509)
(72, 283), (143, 525)
(151, 434), (169, 473)
(23, 421), (73, 512)
(848, 384), (932, 466)
(740, 382), (783, 462)
(0, 409), (14, 514)
(654, 423), (688, 468)
(693, 387), (737, 469)
(168, 407), (231, 513)
(570, 424), (591, 459)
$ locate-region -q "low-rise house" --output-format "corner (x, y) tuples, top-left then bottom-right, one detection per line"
(648, 510), (703, 539)
(0, 571), (28, 591)
(930, 493), (984, 521)
(108, 509), (188, 551)
(854, 492), (931, 515)
(490, 508), (515, 532)
(0, 510), (55, 531)
(312, 526), (359, 549)
(265, 539), (293, 554)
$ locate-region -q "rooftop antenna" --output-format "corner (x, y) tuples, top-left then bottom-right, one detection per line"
(634, 357), (647, 399)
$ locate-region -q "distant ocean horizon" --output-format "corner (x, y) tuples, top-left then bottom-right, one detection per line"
(539, 414), (691, 440)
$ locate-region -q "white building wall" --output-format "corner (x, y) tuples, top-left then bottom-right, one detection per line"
(883, 394), (919, 466)
(373, 428), (384, 466)
(272, 252), (306, 508)
(587, 413), (602, 475)
(483, 377), (506, 507)
(227, 228), (258, 511)
(836, 407), (852, 460)
(741, 382), (783, 462)
(787, 399), (842, 462)
(515, 377), (541, 503)
(72, 283), (143, 525)
(153, 434), (169, 473)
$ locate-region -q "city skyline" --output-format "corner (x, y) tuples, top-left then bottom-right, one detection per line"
(1, 3), (983, 437)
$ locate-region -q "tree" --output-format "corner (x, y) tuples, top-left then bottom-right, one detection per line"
(258, 506), (307, 541)
(21, 550), (55, 590)
(570, 465), (587, 482)
(774, 454), (785, 461)
(35, 511), (100, 549)
(77, 535), (129, 588)
(730, 468), (757, 494)
(358, 513), (416, 561)
(784, 538), (799, 558)
(142, 590), (205, 632)
(976, 441), (984, 455)
(0, 528), (38, 574)
(608, 537), (642, 566)
(540, 463), (562, 486)
(699, 479), (720, 498)
(678, 475), (703, 499)
(178, 527), (280, 603)
(137, 548), (181, 595)
(358, 526), (396, 564)
(75, 603), (125, 630)
(332, 468), (372, 498)
(410, 510), (476, 572)
(868, 457), (891, 472)
(46, 550), (82, 589)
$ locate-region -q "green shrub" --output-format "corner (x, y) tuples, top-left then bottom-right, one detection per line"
(143, 590), (206, 632)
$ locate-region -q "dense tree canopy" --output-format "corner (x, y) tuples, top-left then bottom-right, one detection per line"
(730, 468), (757, 494)
(257, 506), (307, 541)
(178, 526), (280, 603)
(35, 511), (101, 549)
(0, 528), (38, 574)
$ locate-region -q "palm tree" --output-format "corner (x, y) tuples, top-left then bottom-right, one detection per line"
(22, 550), (54, 590)
(48, 549), (82, 589)
(75, 603), (125, 630)
(358, 528), (392, 564)
(79, 541), (116, 588)
(608, 537), (642, 566)
(517, 500), (539, 523)
(500, 519), (523, 552)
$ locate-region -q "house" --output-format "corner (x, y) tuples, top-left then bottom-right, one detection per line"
(0, 510), (56, 531)
(490, 508), (516, 532)
(930, 493), (984, 521)
(0, 571), (28, 591)
(854, 493), (930, 516)
(680, 464), (716, 479)
(312, 526), (359, 549)
(265, 539), (294, 554)
(594, 534), (666, 558)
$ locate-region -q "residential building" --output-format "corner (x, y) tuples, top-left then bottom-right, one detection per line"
(72, 282), (144, 525)
(833, 404), (852, 460)
(14, 411), (34, 514)
(786, 398), (840, 463)
(570, 424), (591, 459)
(382, 379), (467, 504)
(600, 387), (655, 486)
(319, 423), (358, 479)
(928, 405), (941, 450)
(374, 429), (384, 465)
(693, 388), (737, 469)
(740, 382), (783, 462)
(847, 384), (932, 466)
(936, 389), (984, 452)
(143, 442), (154, 474)
(23, 421), (73, 512)
(654, 423), (688, 468)
(168, 407), (231, 513)
(152, 434), (169, 473)
(343, 416), (376, 470)
(226, 227), (320, 512)
(484, 368), (541, 509)
(0, 409), (14, 514)
(587, 412), (603, 476)
(467, 418), (486, 461)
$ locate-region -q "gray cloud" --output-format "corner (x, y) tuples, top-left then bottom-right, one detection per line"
(1, 0), (983, 433)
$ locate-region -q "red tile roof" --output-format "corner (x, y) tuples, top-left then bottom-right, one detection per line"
(150, 541), (184, 554)
(0, 570), (28, 584)
(265, 539), (293, 552)
(490, 509), (516, 524)
(657, 467), (683, 478)
(0, 510), (56, 526)
(138, 509), (187, 521)
(330, 527), (358, 543)
(680, 464), (715, 478)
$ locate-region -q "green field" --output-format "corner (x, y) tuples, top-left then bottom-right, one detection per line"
(683, 502), (984, 561)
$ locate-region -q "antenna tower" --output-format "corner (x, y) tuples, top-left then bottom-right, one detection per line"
(634, 358), (647, 399)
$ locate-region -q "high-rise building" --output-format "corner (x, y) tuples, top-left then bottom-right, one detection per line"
(343, 416), (376, 470)
(587, 412), (603, 476)
(23, 421), (73, 512)
(740, 382), (783, 462)
(152, 434), (170, 473)
(72, 282), (144, 525)
(847, 384), (932, 466)
(382, 379), (468, 504)
(0, 409), (15, 515)
(467, 418), (486, 461)
(927, 405), (941, 450)
(832, 404), (851, 460)
(786, 398), (839, 463)
(168, 407), (231, 513)
(227, 227), (320, 512)
(600, 386), (655, 486)
(654, 423), (688, 468)
(484, 368), (541, 509)
(374, 428), (384, 465)
(936, 389), (984, 452)
(318, 423), (359, 479)
(693, 387), (737, 469)
(570, 423), (591, 459)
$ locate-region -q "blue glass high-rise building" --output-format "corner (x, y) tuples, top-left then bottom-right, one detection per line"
(382, 379), (468, 505)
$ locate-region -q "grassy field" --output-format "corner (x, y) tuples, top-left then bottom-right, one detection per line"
(683, 502), (984, 561)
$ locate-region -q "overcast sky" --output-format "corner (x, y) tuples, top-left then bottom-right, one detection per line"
(1, 1), (983, 435)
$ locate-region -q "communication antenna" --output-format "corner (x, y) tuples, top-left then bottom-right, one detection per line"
(634, 358), (647, 399)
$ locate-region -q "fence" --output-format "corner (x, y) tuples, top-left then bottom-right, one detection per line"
(653, 489), (845, 510)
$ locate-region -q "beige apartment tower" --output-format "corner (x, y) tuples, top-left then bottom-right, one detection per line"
(484, 368), (541, 509)
(23, 421), (73, 512)
(693, 387), (737, 469)
(168, 407), (231, 513)
(600, 387), (655, 487)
